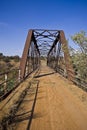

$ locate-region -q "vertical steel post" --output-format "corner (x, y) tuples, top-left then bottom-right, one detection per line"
(60, 31), (74, 80)
(20, 30), (33, 79)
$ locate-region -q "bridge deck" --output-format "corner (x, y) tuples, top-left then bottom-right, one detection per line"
(30, 61), (87, 130)
(0, 61), (87, 130)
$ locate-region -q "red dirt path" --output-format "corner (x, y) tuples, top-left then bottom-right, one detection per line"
(30, 62), (87, 130)
(0, 61), (87, 130)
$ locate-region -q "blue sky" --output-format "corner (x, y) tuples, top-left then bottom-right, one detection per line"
(0, 0), (87, 56)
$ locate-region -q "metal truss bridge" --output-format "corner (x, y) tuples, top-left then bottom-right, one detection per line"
(20, 29), (74, 80)
(0, 29), (87, 130)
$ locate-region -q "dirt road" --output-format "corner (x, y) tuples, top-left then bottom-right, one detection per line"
(0, 61), (87, 130)
(30, 61), (87, 130)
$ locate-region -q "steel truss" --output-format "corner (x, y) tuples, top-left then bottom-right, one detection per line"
(20, 29), (74, 80)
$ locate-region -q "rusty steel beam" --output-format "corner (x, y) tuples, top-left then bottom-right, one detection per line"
(48, 33), (60, 56)
(32, 33), (40, 55)
(59, 31), (75, 80)
(47, 30), (75, 81)
(20, 30), (33, 79)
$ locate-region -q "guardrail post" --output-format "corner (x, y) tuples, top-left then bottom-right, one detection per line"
(4, 73), (7, 93)
(18, 69), (21, 82)
(64, 68), (67, 77)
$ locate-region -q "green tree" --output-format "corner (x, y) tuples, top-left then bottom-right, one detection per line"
(71, 31), (87, 54)
(14, 55), (20, 62)
(71, 31), (87, 81)
(0, 53), (3, 57)
(3, 56), (10, 62)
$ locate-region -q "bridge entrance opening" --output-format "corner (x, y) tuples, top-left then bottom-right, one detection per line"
(20, 29), (74, 80)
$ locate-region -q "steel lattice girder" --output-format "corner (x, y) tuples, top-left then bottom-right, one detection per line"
(20, 30), (40, 79)
(20, 29), (74, 80)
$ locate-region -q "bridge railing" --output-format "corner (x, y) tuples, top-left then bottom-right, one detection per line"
(0, 68), (20, 100)
(56, 64), (87, 91)
(47, 54), (87, 91)
(0, 30), (41, 101)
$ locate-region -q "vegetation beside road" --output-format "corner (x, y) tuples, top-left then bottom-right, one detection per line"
(0, 53), (20, 73)
(70, 31), (87, 82)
